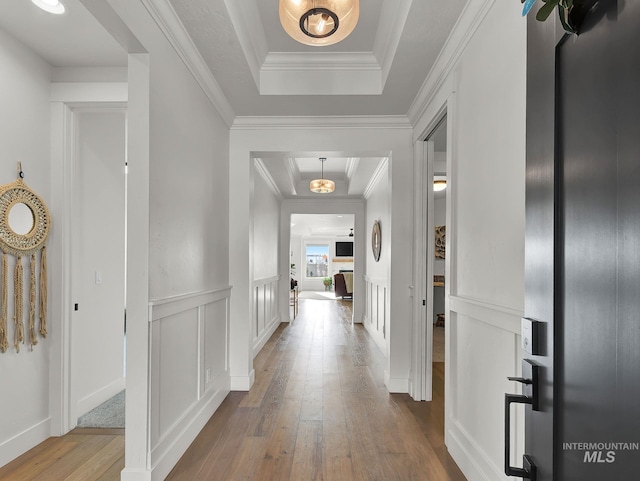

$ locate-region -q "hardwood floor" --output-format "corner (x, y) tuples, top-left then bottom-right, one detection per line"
(0, 429), (124, 481)
(167, 298), (465, 481)
(0, 297), (465, 481)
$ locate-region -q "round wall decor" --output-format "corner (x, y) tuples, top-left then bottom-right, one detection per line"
(371, 220), (381, 262)
(0, 179), (51, 257)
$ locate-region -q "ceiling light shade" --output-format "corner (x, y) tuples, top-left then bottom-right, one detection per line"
(434, 179), (447, 192)
(279, 0), (360, 46)
(310, 158), (335, 193)
(32, 0), (66, 14)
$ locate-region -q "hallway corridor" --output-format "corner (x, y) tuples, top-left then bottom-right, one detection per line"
(167, 298), (466, 481)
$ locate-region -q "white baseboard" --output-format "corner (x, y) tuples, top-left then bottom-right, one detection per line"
(253, 318), (282, 359)
(0, 417), (51, 468)
(383, 370), (409, 393)
(446, 417), (504, 481)
(120, 469), (152, 481)
(230, 369), (255, 391)
(150, 384), (230, 481)
(363, 319), (386, 355)
(77, 376), (126, 417)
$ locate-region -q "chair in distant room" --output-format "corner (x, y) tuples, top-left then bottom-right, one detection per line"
(334, 272), (353, 299)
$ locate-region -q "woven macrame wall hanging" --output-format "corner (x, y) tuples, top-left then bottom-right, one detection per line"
(0, 163), (51, 353)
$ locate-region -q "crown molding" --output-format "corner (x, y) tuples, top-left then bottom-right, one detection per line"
(262, 52), (379, 71)
(345, 157), (360, 180)
(223, 0), (268, 89)
(286, 157), (300, 196)
(231, 115), (412, 130)
(362, 157), (389, 200)
(407, 0), (496, 127)
(260, 52), (381, 95)
(373, 0), (412, 85)
(140, 0), (236, 126)
(254, 158), (282, 198)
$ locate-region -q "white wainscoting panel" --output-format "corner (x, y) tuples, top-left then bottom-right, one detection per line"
(446, 296), (524, 481)
(148, 288), (231, 481)
(363, 276), (388, 355)
(253, 276), (281, 357)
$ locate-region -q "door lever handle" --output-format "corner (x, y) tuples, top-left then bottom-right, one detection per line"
(508, 376), (532, 384)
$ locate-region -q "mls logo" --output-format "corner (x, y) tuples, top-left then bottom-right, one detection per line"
(583, 451), (616, 464)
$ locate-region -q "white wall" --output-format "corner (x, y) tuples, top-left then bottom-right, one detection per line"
(0, 26), (53, 468)
(251, 162), (281, 355)
(73, 110), (126, 420)
(414, 1), (527, 480)
(364, 163), (389, 354)
(99, 1), (232, 479)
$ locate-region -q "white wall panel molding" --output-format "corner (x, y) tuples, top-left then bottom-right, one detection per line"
(449, 295), (522, 335)
(231, 115), (412, 131)
(447, 417), (504, 481)
(147, 289), (231, 481)
(363, 276), (388, 355)
(252, 276), (281, 357)
(149, 287), (232, 322)
(139, 0), (235, 125)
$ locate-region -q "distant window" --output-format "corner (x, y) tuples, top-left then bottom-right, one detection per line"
(306, 244), (329, 278)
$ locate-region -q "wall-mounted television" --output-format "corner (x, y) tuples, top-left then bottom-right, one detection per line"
(335, 241), (354, 257)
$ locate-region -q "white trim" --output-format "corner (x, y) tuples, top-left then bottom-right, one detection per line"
(263, 52), (379, 71)
(77, 377), (126, 418)
(51, 82), (128, 102)
(373, 0), (412, 86)
(253, 319), (282, 359)
(362, 157), (389, 200)
(139, 0), (235, 126)
(231, 115), (412, 130)
(408, 0), (496, 129)
(384, 371), (409, 394)
(254, 158), (282, 198)
(149, 384), (229, 481)
(223, 0), (268, 88)
(0, 418), (51, 468)
(149, 287), (232, 322)
(449, 295), (522, 335)
(230, 369), (256, 392)
(446, 417), (505, 481)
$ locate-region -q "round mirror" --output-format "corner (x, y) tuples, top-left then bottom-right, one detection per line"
(8, 202), (35, 235)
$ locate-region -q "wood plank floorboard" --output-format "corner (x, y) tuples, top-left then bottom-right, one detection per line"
(0, 297), (466, 481)
(167, 298), (467, 481)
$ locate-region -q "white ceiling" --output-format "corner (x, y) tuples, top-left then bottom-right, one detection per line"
(168, 0), (468, 116)
(0, 0), (127, 67)
(0, 0), (462, 205)
(256, 154), (386, 198)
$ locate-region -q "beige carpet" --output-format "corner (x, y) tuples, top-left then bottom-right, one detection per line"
(433, 325), (445, 362)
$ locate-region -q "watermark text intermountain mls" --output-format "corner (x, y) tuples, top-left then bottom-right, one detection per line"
(563, 442), (640, 463)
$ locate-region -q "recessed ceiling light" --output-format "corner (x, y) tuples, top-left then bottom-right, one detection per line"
(32, 0), (67, 15)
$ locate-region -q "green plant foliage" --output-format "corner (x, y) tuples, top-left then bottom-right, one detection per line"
(520, 0), (583, 34)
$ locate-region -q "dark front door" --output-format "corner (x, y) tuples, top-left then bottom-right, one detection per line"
(523, 1), (640, 480)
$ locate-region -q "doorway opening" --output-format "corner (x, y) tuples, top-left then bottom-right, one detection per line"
(290, 213), (355, 305)
(427, 117), (447, 368)
(70, 107), (128, 431)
